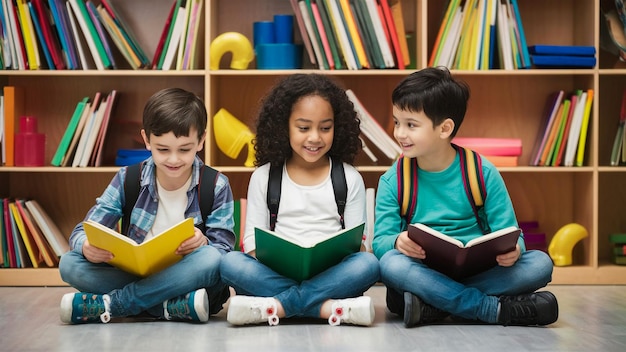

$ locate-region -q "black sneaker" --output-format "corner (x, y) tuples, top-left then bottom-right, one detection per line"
(403, 292), (449, 328)
(385, 288), (404, 316)
(498, 291), (558, 326)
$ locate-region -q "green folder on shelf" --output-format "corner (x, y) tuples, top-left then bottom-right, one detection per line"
(255, 223), (364, 282)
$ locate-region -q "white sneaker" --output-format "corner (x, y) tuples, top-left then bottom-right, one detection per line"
(227, 296), (279, 326)
(328, 296), (375, 326)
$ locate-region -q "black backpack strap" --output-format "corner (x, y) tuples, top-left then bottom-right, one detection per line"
(267, 158), (347, 231)
(122, 162), (143, 235)
(330, 157), (347, 229)
(198, 165), (219, 230)
(123, 163), (218, 234)
(267, 163), (282, 231)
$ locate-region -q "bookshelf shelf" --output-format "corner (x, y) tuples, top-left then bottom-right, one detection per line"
(2, 0), (626, 286)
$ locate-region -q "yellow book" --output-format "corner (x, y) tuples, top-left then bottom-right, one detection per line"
(9, 201), (41, 268)
(16, 0), (40, 70)
(575, 89), (594, 166)
(84, 217), (195, 277)
(338, 0), (369, 68)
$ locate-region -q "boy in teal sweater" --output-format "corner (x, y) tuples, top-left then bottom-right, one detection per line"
(373, 67), (558, 327)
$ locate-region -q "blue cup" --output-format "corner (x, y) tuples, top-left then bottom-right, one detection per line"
(273, 14), (294, 44)
(253, 21), (275, 48)
(256, 43), (302, 69)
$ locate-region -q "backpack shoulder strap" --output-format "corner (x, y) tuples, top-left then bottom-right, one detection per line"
(123, 163), (219, 234)
(122, 162), (142, 235)
(267, 163), (283, 231)
(198, 165), (219, 229)
(330, 157), (347, 229)
(397, 147), (488, 233)
(397, 156), (418, 227)
(453, 144), (488, 233)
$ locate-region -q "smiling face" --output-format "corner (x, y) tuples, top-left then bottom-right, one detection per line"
(392, 106), (442, 159)
(141, 128), (205, 189)
(287, 95), (334, 168)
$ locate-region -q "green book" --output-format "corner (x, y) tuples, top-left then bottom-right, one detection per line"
(51, 97), (89, 166)
(255, 223), (365, 282)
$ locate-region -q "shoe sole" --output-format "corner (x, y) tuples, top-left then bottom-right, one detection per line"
(403, 292), (421, 328)
(59, 293), (75, 324)
(193, 289), (210, 323)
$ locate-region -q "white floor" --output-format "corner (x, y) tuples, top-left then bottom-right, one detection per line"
(1, 284), (625, 351)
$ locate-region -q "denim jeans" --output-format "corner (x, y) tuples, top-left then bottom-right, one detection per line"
(220, 251), (380, 318)
(379, 249), (553, 323)
(59, 245), (229, 317)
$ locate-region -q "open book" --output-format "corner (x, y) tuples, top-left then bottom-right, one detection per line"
(255, 223), (365, 282)
(84, 217), (194, 277)
(408, 223), (521, 280)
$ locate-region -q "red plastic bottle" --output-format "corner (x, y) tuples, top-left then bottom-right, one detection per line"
(15, 116), (45, 166)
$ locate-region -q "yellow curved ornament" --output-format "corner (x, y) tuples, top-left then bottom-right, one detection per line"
(209, 32), (254, 70)
(548, 223), (588, 266)
(213, 108), (255, 167)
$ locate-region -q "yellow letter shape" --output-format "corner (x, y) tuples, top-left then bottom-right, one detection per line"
(548, 223), (588, 266)
(209, 32), (254, 70)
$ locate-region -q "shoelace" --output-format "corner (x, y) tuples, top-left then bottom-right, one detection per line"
(80, 294), (111, 323)
(502, 296), (537, 323)
(164, 294), (191, 320)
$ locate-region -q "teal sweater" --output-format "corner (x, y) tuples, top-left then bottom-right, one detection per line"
(372, 152), (525, 260)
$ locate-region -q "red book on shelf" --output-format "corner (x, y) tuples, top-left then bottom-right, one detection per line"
(379, 0), (404, 69)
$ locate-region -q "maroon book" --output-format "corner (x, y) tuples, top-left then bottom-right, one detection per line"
(408, 223), (521, 280)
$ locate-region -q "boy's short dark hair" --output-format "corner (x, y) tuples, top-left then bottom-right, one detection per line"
(392, 67), (470, 138)
(143, 87), (207, 141)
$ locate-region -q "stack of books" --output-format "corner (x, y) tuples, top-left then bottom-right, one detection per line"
(1, 198), (69, 268)
(429, 0), (531, 70)
(288, 0), (411, 70)
(529, 45), (597, 69)
(610, 234), (626, 265)
(452, 137), (522, 167)
(531, 89), (594, 167)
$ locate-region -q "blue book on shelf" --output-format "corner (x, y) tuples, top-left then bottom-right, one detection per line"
(529, 45), (596, 57)
(531, 55), (596, 68)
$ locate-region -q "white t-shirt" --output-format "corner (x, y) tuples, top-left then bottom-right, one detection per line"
(242, 160), (366, 253)
(146, 175), (192, 240)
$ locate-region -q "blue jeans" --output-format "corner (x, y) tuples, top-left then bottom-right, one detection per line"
(59, 245), (229, 317)
(379, 249), (553, 323)
(220, 251), (380, 318)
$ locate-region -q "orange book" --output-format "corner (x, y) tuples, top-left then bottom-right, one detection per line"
(15, 199), (59, 267)
(389, 0), (410, 66)
(3, 86), (25, 167)
(16, 200), (58, 267)
(538, 102), (565, 166)
(484, 155), (518, 167)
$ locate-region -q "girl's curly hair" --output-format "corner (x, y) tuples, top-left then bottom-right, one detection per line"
(254, 74), (361, 167)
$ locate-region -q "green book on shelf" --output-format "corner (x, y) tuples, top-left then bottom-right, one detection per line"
(51, 97), (89, 166)
(255, 223), (364, 282)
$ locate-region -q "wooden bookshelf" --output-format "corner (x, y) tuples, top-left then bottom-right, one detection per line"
(1, 0), (625, 286)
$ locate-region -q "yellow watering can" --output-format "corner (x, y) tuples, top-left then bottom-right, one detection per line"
(213, 108), (255, 167)
(548, 223), (588, 266)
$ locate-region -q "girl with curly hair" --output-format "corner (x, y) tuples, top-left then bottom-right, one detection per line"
(221, 74), (380, 326)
